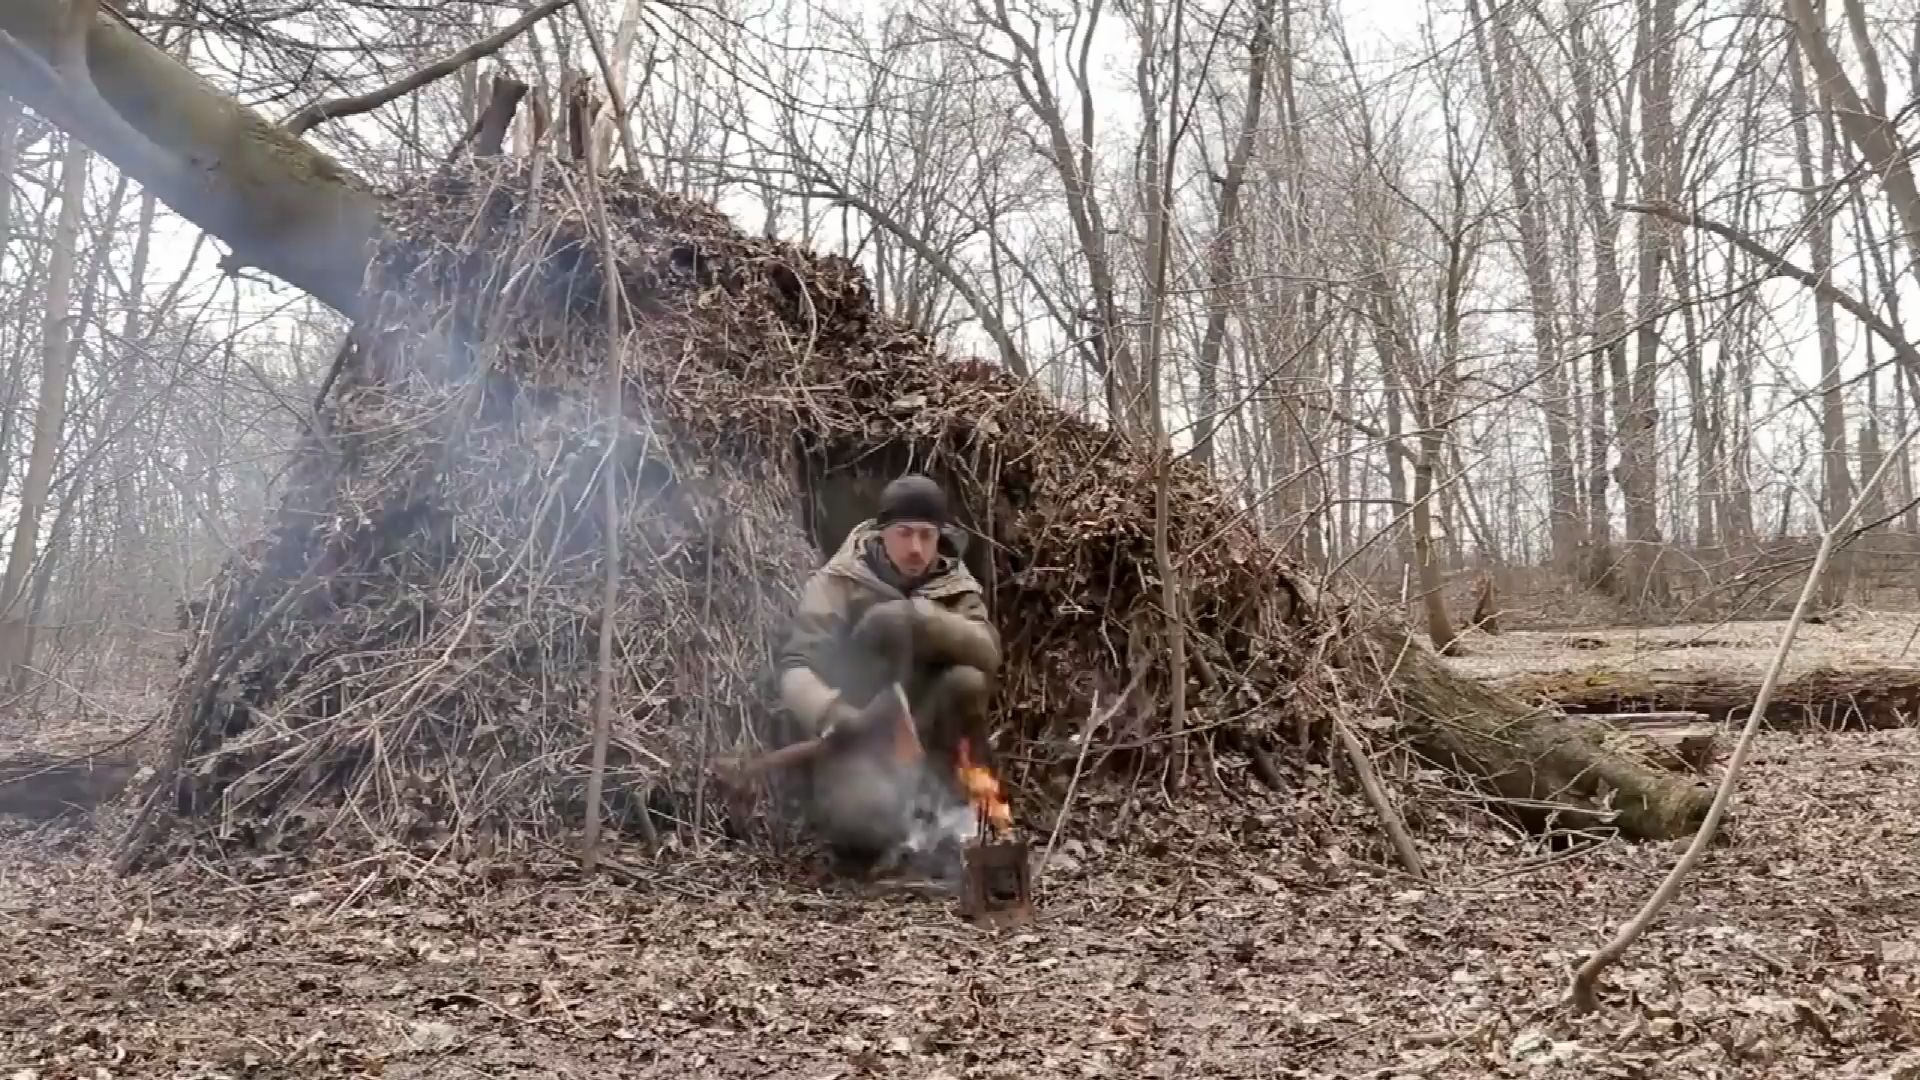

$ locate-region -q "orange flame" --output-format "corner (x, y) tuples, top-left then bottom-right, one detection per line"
(955, 739), (1013, 837)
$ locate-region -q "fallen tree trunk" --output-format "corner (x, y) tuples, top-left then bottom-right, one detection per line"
(1496, 666), (1920, 730)
(0, 752), (138, 819)
(10, 7), (1719, 848)
(1565, 713), (1717, 772)
(1359, 627), (1713, 838)
(1595, 723), (1717, 774)
(0, 0), (382, 316)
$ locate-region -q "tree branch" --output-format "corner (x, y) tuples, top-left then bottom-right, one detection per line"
(284, 0), (576, 138)
(572, 0), (639, 175)
(1569, 412), (1920, 1011)
(1616, 200), (1920, 378)
(1784, 0), (1920, 263)
(710, 159), (1030, 379)
(1, 0), (384, 315)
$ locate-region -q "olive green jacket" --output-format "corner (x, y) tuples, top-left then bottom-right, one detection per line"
(775, 518), (1000, 733)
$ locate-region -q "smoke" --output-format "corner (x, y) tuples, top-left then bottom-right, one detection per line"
(876, 763), (980, 890)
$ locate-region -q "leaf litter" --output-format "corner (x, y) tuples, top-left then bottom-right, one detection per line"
(7, 726), (1920, 1078)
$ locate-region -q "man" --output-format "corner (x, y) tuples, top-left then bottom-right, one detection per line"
(775, 473), (1001, 867)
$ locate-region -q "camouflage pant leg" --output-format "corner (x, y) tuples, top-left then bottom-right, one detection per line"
(807, 749), (916, 863)
(909, 664), (993, 782)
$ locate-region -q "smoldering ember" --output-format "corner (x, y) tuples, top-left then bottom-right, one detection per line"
(7, 1), (1920, 1076)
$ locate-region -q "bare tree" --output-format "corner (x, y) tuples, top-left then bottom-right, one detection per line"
(1188, 0), (1274, 474)
(0, 135), (88, 685)
(944, 0), (1146, 431)
(1784, 29), (1854, 604)
(1466, 0), (1580, 573)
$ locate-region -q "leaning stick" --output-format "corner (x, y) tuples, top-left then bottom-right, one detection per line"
(716, 684), (916, 781)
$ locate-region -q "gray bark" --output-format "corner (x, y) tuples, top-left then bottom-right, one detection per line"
(0, 0), (383, 316)
(1467, 0), (1579, 570)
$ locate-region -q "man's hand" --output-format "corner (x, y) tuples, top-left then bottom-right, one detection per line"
(851, 599), (915, 652)
(909, 597), (1000, 672)
(822, 688), (908, 750)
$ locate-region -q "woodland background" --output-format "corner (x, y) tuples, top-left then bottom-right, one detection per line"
(2, 0), (1918, 721)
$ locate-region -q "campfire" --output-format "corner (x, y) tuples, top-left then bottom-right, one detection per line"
(955, 738), (1013, 840)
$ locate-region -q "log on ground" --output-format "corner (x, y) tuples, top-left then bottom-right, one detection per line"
(1574, 716), (1718, 774)
(1496, 666), (1920, 730)
(0, 752), (138, 819)
(1360, 626), (1714, 839)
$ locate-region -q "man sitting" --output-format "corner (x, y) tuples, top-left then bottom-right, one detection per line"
(774, 473), (1001, 868)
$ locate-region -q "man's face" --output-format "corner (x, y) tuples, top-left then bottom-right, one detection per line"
(880, 521), (940, 580)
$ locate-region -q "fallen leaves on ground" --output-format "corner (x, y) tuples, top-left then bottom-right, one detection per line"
(5, 728), (1920, 1078)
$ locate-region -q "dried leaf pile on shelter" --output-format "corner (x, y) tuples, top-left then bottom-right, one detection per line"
(149, 158), (1317, 856)
(150, 158), (1708, 863)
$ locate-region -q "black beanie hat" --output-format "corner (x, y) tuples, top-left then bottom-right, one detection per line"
(876, 473), (948, 527)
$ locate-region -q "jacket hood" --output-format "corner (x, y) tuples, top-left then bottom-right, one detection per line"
(823, 518), (982, 602)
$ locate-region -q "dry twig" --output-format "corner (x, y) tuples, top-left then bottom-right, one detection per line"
(1331, 715), (1425, 880)
(1037, 665), (1147, 888)
(284, 0), (577, 138)
(1567, 418), (1920, 1011)
(577, 143), (632, 868)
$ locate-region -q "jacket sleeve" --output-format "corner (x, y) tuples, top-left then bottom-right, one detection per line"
(914, 589), (1001, 675)
(776, 572), (847, 734)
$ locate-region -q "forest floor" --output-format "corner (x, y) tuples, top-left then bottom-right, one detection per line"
(1451, 608), (1920, 682)
(4, 617), (1920, 1079)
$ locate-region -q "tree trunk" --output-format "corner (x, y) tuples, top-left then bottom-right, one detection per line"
(1714, 33), (1768, 550)
(1190, 0), (1275, 473)
(1468, 0), (1579, 571)
(1617, 0), (1676, 611)
(0, 136), (87, 682)
(1498, 666), (1920, 732)
(1359, 625), (1710, 838)
(1667, 232), (1717, 548)
(1371, 302), (1457, 653)
(596, 0), (647, 166)
(1559, 6), (1620, 580)
(0, 751), (138, 820)
(0, 97), (19, 271)
(1383, 373), (1412, 578)
(1470, 576), (1500, 633)
(20, 460), (89, 691)
(0, 0), (383, 317)
(1786, 39), (1854, 605)
(1450, 440), (1501, 562)
(1336, 345), (1357, 560)
(12, 157), (134, 691)
(1851, 177), (1907, 533)
(1787, 0), (1920, 268)
(974, 0), (1141, 432)
(1139, 0), (1192, 786)
(1411, 429), (1458, 655)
